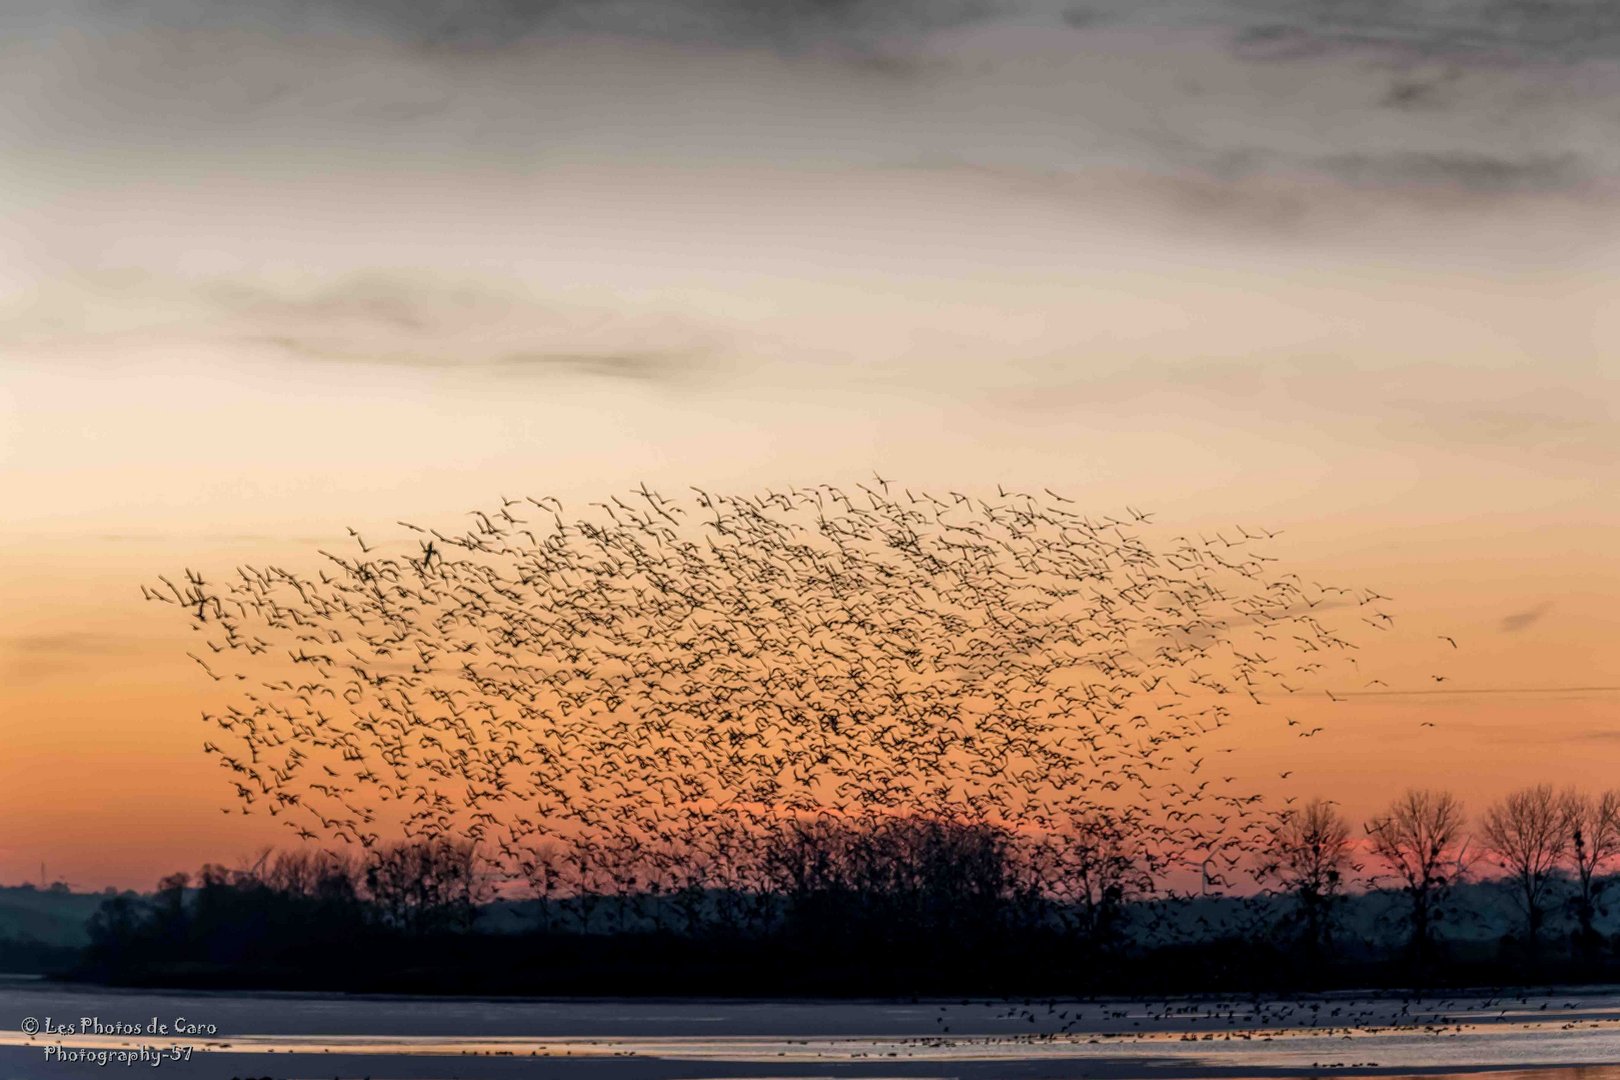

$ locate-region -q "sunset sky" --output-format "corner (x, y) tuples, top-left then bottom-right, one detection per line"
(2, 0), (1617, 891)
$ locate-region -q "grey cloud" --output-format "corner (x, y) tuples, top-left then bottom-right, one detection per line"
(72, 0), (996, 51)
(256, 334), (710, 383)
(250, 335), (457, 367)
(8, 0), (1620, 203)
(1499, 601), (1554, 633)
(1379, 67), (1464, 110)
(1316, 151), (1588, 194)
(212, 273), (720, 383)
(895, 160), (1325, 239)
(1234, 0), (1620, 64)
(0, 270), (724, 385)
(494, 350), (711, 382)
(892, 154), (1613, 251)
(67, 0), (1620, 59)
(1059, 6), (1106, 29)
(210, 276), (456, 333)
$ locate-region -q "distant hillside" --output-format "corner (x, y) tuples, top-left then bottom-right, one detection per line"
(0, 884), (131, 974)
(0, 884), (124, 947)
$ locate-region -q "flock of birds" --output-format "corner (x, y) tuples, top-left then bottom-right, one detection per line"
(982, 991), (1604, 1036)
(145, 481), (1393, 911)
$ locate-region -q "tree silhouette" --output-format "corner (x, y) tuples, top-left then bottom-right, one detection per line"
(363, 838), (488, 936)
(1261, 798), (1355, 962)
(1566, 789), (1620, 959)
(1481, 784), (1576, 958)
(1366, 789), (1468, 970)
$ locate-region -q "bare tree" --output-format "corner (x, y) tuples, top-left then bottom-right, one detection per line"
(1261, 799), (1356, 958)
(1365, 789), (1469, 966)
(1064, 814), (1154, 951)
(1481, 784), (1577, 952)
(363, 838), (488, 935)
(1567, 789), (1620, 956)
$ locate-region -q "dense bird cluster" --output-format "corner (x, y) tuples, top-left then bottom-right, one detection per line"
(145, 482), (1386, 906)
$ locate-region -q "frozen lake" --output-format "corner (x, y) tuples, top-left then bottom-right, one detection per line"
(4, 976), (1620, 1079)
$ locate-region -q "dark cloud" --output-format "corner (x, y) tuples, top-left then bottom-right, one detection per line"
(1379, 67), (1464, 110)
(37, 0), (1620, 72)
(74, 0), (995, 51)
(1499, 601), (1554, 633)
(1059, 5), (1106, 29)
(6, 0), (1618, 205)
(1234, 0), (1620, 63)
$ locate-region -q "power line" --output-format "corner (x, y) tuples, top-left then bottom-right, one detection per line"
(1328, 683), (1620, 702)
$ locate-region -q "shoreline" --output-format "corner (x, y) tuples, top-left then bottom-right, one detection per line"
(15, 971), (1620, 1007)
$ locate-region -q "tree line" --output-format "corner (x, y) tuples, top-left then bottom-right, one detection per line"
(69, 784), (1620, 994)
(1262, 784), (1620, 971)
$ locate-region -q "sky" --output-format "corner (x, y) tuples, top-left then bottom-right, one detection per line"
(1, 0), (1617, 891)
